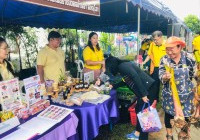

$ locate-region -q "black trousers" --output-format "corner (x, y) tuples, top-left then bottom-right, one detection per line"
(164, 112), (174, 128)
(150, 67), (160, 101)
(164, 112), (189, 129)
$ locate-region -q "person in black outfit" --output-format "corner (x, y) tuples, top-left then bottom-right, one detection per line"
(105, 55), (157, 140)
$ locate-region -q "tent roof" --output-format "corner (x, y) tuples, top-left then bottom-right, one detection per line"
(0, 0), (178, 34)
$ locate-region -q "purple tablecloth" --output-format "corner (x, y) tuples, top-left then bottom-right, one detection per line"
(58, 89), (119, 140)
(37, 112), (78, 140)
(0, 112), (78, 140)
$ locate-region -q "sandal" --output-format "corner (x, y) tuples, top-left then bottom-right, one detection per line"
(189, 116), (198, 124)
(166, 134), (173, 140)
(178, 131), (189, 140)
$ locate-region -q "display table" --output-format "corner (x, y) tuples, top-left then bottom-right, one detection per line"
(0, 112), (78, 140)
(56, 89), (119, 140)
(1, 90), (118, 140)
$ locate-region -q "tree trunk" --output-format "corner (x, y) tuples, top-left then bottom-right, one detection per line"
(70, 45), (72, 63)
(71, 45), (75, 63)
(24, 44), (31, 68)
(76, 29), (80, 60)
(20, 35), (31, 68)
(34, 44), (38, 53)
(67, 30), (72, 63)
(15, 37), (22, 70)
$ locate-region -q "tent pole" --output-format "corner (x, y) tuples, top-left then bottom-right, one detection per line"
(137, 6), (140, 56)
(172, 23), (174, 36)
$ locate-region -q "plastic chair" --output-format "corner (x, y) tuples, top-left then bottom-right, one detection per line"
(75, 60), (84, 79)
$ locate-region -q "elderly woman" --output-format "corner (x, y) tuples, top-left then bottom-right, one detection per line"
(159, 36), (197, 140)
(83, 32), (105, 80)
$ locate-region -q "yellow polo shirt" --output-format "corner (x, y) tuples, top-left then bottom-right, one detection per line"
(193, 35), (200, 62)
(193, 35), (200, 51)
(83, 46), (104, 70)
(37, 46), (65, 82)
(0, 61), (14, 81)
(148, 41), (166, 67)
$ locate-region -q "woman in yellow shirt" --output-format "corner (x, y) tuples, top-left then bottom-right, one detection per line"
(0, 37), (15, 111)
(83, 32), (105, 80)
(0, 37), (15, 81)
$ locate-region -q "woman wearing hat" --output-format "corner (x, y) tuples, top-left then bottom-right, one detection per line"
(159, 36), (197, 140)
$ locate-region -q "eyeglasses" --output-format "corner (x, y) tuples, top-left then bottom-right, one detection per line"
(166, 47), (176, 53)
(153, 36), (162, 43)
(0, 47), (10, 51)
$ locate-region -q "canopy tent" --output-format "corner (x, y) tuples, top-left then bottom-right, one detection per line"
(0, 0), (178, 34)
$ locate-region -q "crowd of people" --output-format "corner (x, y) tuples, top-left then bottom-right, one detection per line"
(0, 30), (200, 140)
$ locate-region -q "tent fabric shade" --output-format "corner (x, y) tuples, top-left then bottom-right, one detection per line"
(0, 0), (178, 34)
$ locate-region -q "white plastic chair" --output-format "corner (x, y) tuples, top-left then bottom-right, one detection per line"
(75, 60), (84, 79)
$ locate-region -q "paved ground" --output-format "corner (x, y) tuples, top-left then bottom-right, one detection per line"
(149, 109), (200, 140)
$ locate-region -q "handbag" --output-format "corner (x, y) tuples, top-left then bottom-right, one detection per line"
(137, 102), (162, 132)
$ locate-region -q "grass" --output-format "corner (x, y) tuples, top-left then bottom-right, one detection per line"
(120, 53), (136, 61)
(94, 96), (136, 140)
(94, 95), (135, 140)
(94, 123), (135, 140)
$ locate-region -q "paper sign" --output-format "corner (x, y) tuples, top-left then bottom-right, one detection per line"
(37, 105), (73, 123)
(0, 116), (20, 135)
(23, 75), (45, 106)
(2, 127), (38, 140)
(84, 71), (94, 84)
(19, 117), (56, 134)
(15, 0), (100, 16)
(0, 78), (21, 111)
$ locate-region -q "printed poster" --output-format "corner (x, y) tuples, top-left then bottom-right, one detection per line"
(37, 105), (73, 123)
(23, 75), (46, 106)
(84, 71), (94, 84)
(0, 78), (21, 111)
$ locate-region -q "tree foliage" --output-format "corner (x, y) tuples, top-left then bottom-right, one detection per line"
(184, 15), (200, 34)
(21, 27), (38, 68)
(60, 29), (79, 64)
(0, 26), (38, 70)
(79, 30), (88, 45)
(0, 25), (25, 70)
(59, 29), (79, 77)
(99, 32), (114, 53)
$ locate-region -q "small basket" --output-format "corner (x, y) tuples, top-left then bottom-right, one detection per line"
(128, 102), (137, 126)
